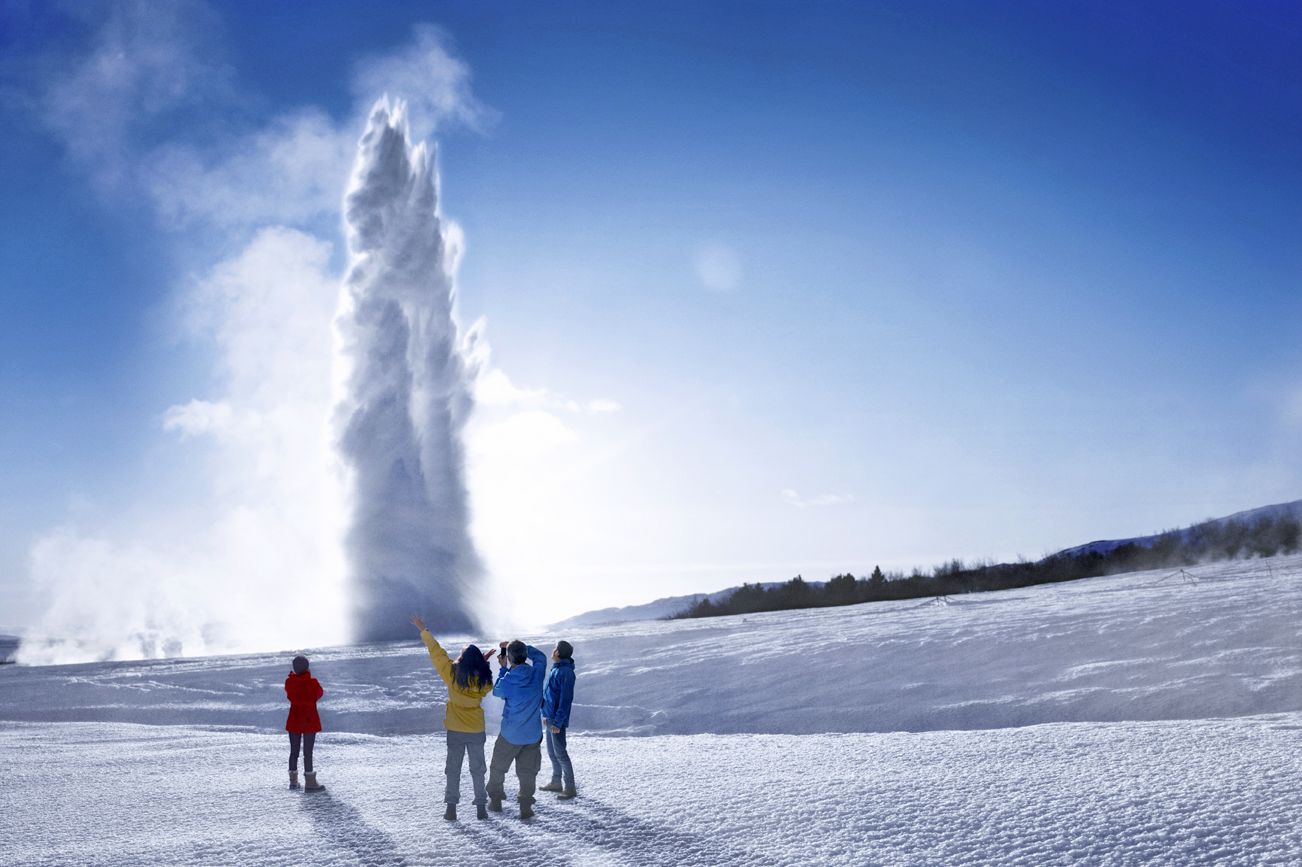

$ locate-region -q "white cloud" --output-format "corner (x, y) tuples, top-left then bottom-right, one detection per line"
(146, 109), (355, 230)
(587, 398), (623, 414)
(696, 242), (743, 292)
(34, 0), (231, 191)
(161, 399), (236, 439)
(475, 368), (553, 408)
(139, 26), (489, 234)
(471, 349), (621, 417)
(22, 227), (351, 663)
(350, 24), (494, 142)
(782, 488), (855, 509)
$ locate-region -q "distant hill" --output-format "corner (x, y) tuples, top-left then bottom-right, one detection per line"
(1054, 499), (1302, 559)
(550, 581), (824, 629)
(555, 498), (1302, 627)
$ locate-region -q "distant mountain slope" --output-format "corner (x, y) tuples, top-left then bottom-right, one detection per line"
(556, 498), (1302, 628)
(550, 581), (824, 629)
(1054, 499), (1302, 559)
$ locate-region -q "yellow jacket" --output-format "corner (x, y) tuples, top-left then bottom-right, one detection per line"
(421, 630), (492, 733)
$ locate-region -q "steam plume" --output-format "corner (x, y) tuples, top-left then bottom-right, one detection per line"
(336, 98), (482, 640)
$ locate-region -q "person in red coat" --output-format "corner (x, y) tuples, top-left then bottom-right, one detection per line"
(285, 655), (325, 791)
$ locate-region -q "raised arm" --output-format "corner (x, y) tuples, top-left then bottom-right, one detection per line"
(419, 630), (454, 687)
(526, 645), (548, 688)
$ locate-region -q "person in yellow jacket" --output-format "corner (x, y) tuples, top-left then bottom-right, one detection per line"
(409, 614), (497, 821)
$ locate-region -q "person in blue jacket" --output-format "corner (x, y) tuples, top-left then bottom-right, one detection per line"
(487, 638), (547, 819)
(538, 640), (577, 799)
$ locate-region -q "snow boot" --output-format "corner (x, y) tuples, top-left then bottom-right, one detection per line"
(303, 772), (324, 792)
(476, 804), (489, 821)
(519, 802), (534, 821)
(488, 797), (503, 813)
(444, 805), (457, 821)
(539, 781), (563, 793)
(558, 789), (578, 801)
(289, 770), (300, 790)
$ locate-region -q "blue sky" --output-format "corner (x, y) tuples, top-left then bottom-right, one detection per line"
(2, 1), (1301, 631)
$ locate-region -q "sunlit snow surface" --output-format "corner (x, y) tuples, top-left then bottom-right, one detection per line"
(2, 557), (1300, 864)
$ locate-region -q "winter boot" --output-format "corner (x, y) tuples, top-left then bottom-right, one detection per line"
(558, 789), (578, 801)
(476, 804), (489, 821)
(519, 802), (534, 820)
(289, 770), (300, 790)
(539, 781), (563, 792)
(304, 772), (324, 792)
(488, 797), (503, 813)
(444, 805), (457, 821)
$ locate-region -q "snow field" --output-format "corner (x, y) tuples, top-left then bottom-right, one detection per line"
(2, 554), (1301, 864)
(1, 715), (1299, 866)
(4, 557), (1300, 738)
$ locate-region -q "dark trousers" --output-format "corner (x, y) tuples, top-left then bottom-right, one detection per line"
(289, 732), (316, 773)
(487, 735), (543, 806)
(545, 726), (576, 791)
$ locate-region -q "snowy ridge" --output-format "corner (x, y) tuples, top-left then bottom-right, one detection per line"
(1054, 498), (1302, 559)
(549, 580), (824, 629)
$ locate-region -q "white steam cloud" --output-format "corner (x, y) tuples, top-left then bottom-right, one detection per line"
(19, 228), (350, 663)
(13, 9), (490, 663)
(335, 99), (482, 640)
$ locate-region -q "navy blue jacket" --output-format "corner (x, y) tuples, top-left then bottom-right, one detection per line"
(541, 658), (576, 729)
(492, 645), (547, 744)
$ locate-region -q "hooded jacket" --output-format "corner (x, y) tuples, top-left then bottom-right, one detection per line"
(541, 657), (576, 729)
(421, 630), (493, 733)
(284, 670), (323, 733)
(492, 645), (547, 745)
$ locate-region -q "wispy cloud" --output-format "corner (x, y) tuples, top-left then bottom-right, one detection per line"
(350, 24), (495, 141)
(19, 0), (232, 192)
(695, 242), (743, 292)
(782, 488), (855, 509)
(473, 362), (621, 417)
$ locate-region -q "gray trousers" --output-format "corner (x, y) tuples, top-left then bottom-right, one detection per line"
(545, 726), (576, 791)
(445, 730), (488, 805)
(487, 734), (543, 806)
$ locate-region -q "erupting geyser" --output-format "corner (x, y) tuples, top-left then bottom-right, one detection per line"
(336, 98), (482, 640)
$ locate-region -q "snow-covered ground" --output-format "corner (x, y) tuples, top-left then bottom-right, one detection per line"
(2, 556), (1300, 864)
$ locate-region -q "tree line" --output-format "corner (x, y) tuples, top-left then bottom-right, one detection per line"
(674, 512), (1302, 620)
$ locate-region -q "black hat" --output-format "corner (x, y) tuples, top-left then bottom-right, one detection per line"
(292, 655), (309, 674)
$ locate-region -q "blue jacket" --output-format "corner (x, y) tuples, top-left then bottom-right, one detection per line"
(492, 645), (547, 745)
(541, 658), (576, 729)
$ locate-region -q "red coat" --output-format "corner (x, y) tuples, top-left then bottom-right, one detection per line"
(284, 671), (324, 733)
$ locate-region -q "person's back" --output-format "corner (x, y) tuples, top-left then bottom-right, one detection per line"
(493, 643), (547, 744)
(487, 640), (547, 819)
(420, 630), (493, 732)
(412, 615), (494, 821)
(284, 655), (325, 792)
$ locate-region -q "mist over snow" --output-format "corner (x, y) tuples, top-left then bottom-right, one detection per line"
(335, 98), (483, 640)
(18, 227), (352, 665)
